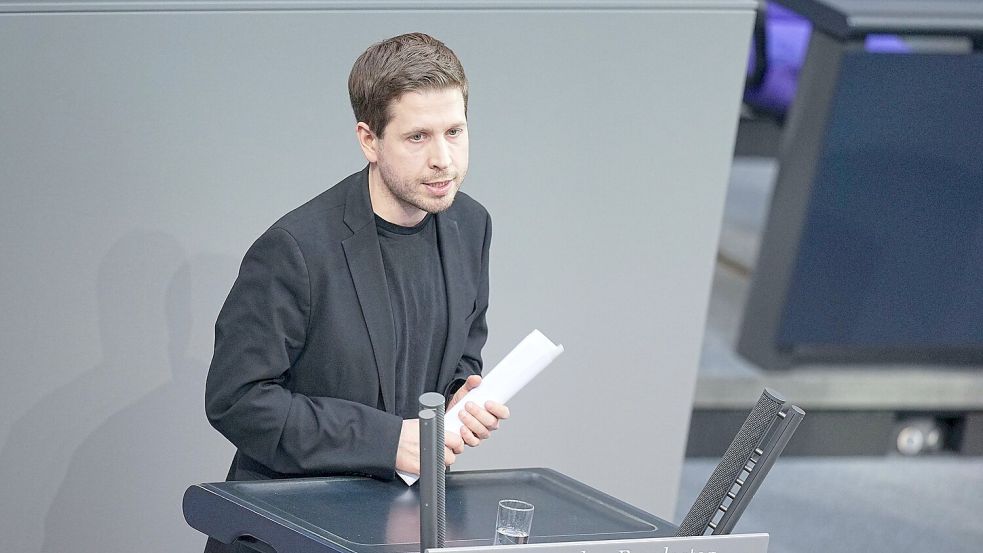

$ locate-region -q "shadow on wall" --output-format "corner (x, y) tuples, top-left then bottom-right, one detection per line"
(0, 231), (236, 553)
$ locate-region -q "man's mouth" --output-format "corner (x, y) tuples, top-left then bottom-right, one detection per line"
(424, 179), (454, 195)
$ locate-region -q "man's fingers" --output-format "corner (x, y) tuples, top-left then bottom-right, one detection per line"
(485, 401), (510, 420)
(463, 402), (499, 433)
(448, 375), (484, 410)
(464, 374), (482, 391)
(458, 408), (491, 439)
(460, 425), (480, 447)
(444, 448), (457, 466)
(445, 431), (465, 454)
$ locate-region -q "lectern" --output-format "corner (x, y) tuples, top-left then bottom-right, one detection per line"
(185, 389), (798, 553)
(183, 468), (767, 553)
(184, 468), (671, 553)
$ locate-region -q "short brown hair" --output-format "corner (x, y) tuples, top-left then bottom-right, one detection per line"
(348, 33), (468, 137)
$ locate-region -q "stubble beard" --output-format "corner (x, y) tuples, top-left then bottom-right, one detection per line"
(378, 160), (464, 215)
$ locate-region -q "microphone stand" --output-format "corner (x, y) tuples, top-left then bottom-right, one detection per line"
(419, 392), (447, 552)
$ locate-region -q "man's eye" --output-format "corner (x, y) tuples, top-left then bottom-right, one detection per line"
(409, 133), (424, 142)
(448, 128), (462, 137)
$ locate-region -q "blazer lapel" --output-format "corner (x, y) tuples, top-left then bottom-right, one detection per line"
(436, 213), (470, 384)
(341, 170), (396, 414)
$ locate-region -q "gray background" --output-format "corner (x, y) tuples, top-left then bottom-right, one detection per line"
(0, 2), (753, 552)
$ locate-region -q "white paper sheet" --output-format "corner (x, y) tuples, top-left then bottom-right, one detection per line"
(398, 329), (564, 485)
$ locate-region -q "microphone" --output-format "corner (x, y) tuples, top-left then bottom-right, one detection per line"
(677, 388), (804, 536)
(419, 392), (447, 552)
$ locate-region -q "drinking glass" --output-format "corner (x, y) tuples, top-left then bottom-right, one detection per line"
(493, 499), (534, 545)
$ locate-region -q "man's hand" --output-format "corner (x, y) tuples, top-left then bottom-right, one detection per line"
(395, 418), (465, 475)
(447, 375), (511, 447)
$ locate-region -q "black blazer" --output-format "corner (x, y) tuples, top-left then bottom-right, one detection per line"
(205, 167), (491, 481)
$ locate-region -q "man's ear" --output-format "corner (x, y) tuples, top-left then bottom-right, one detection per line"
(356, 122), (379, 163)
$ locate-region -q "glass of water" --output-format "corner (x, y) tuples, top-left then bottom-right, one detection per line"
(493, 499), (534, 545)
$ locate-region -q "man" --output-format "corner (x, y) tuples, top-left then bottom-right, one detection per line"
(203, 33), (508, 551)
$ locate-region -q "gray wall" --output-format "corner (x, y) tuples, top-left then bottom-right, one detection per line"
(0, 2), (753, 552)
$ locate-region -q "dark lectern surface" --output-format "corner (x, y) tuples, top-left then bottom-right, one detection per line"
(184, 468), (675, 553)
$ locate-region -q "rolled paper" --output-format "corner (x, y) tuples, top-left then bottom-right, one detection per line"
(399, 329), (563, 485)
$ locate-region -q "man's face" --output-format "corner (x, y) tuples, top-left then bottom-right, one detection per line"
(373, 87), (469, 217)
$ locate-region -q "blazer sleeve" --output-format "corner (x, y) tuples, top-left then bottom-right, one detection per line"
(205, 227), (403, 480)
(443, 211), (492, 401)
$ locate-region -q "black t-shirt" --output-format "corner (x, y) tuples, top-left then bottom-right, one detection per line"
(375, 213), (448, 419)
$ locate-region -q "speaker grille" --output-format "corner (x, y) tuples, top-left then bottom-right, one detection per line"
(676, 390), (784, 536)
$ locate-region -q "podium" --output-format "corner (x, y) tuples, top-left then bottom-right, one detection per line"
(184, 468), (677, 553)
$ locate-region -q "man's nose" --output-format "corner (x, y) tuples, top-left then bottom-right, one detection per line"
(428, 137), (451, 171)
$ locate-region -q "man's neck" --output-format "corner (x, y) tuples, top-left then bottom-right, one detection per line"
(367, 164), (427, 227)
